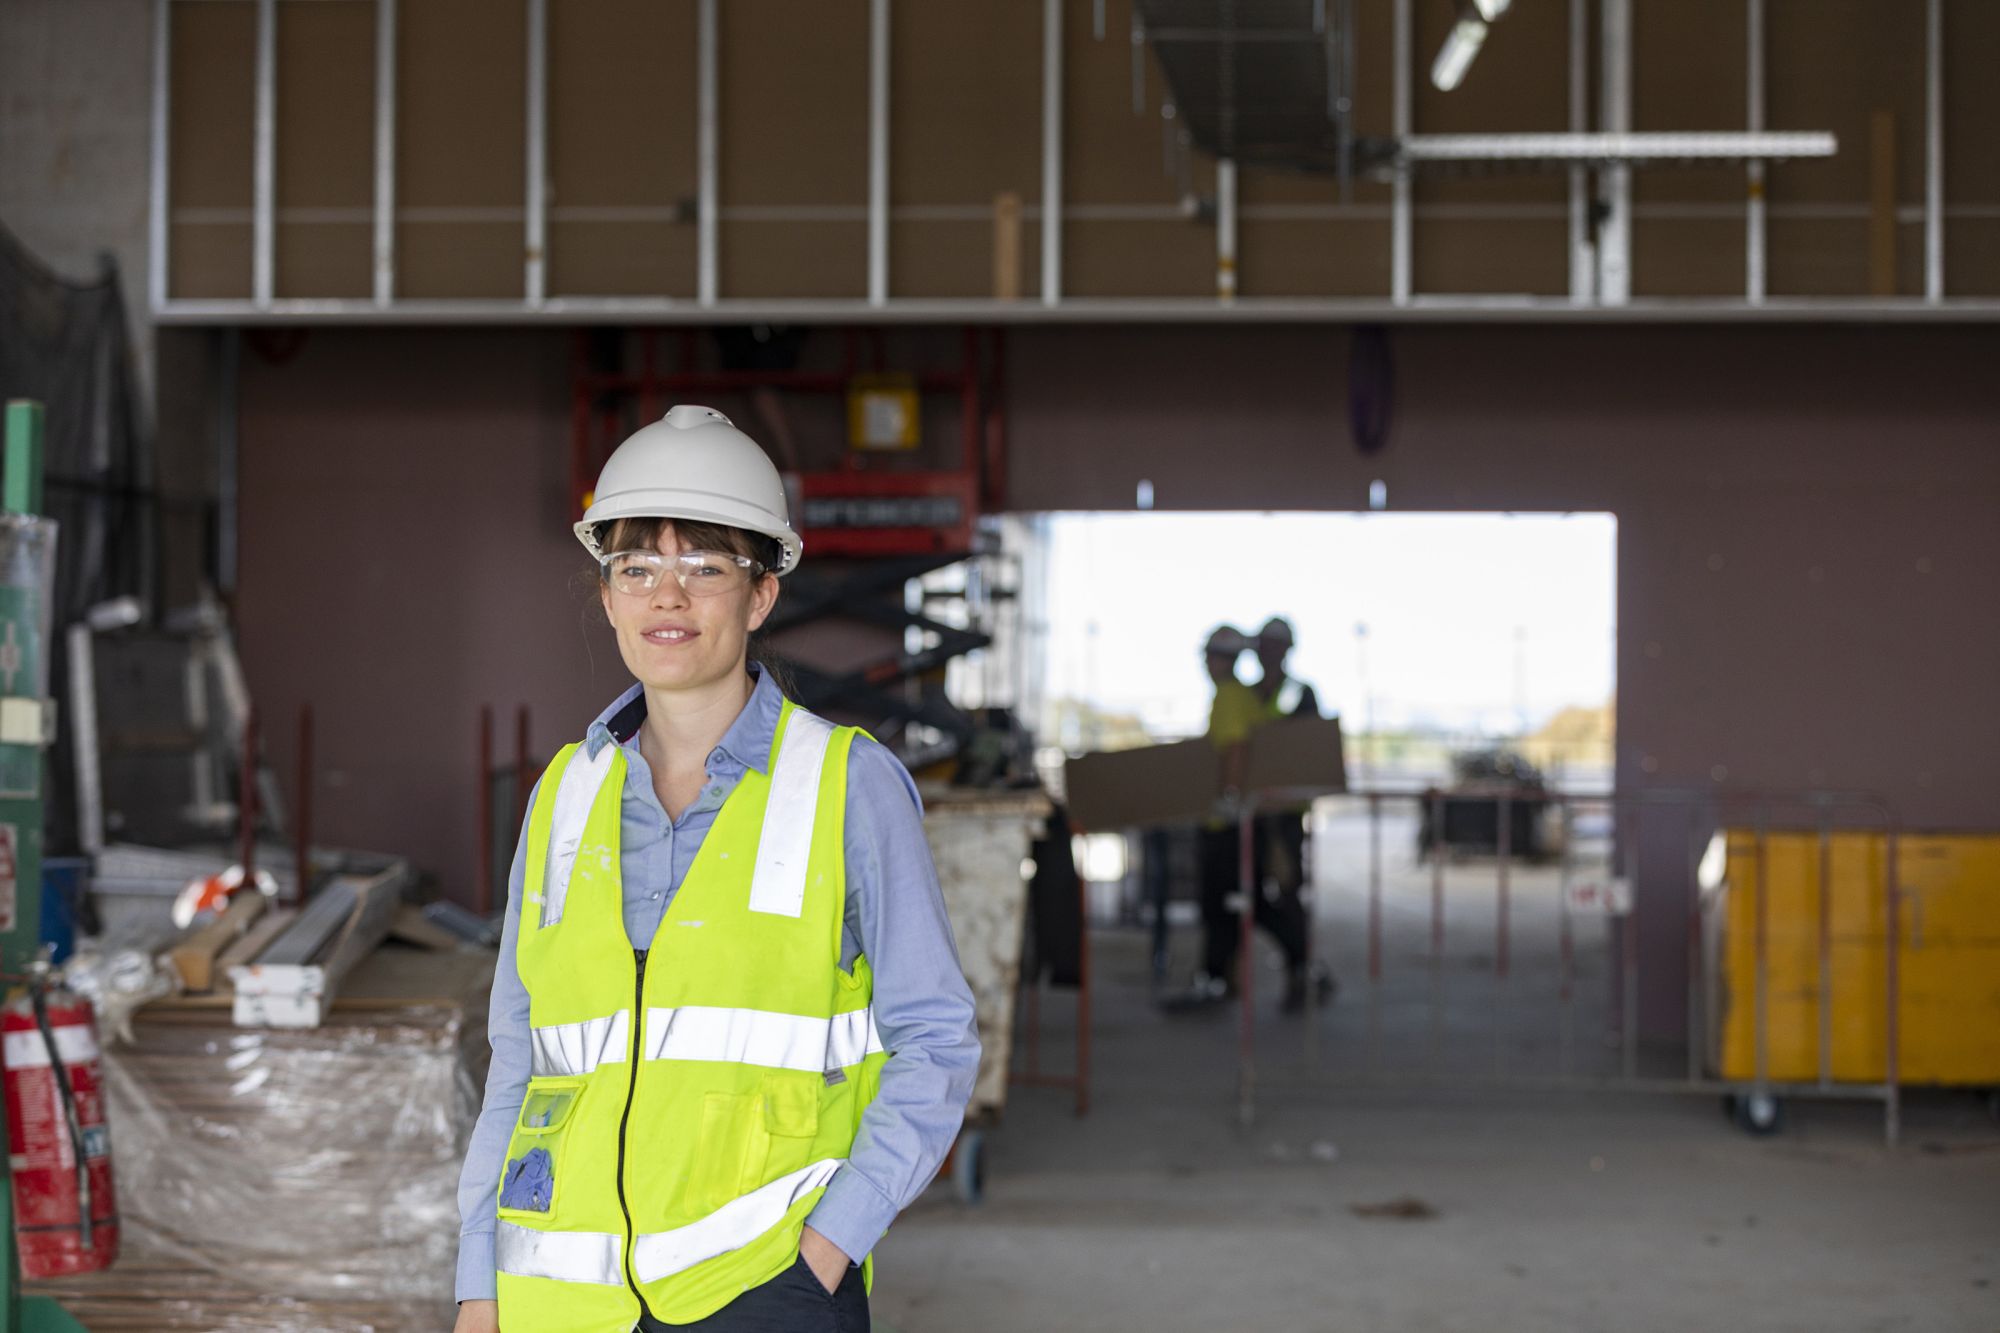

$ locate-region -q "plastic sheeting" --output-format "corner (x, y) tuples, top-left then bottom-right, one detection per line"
(24, 950), (492, 1331)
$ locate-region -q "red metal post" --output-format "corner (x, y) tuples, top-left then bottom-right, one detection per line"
(295, 703), (313, 905)
(477, 705), (494, 915)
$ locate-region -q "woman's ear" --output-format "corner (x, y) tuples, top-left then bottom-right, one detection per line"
(746, 574), (779, 634)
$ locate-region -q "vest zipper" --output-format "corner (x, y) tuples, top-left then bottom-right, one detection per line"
(617, 947), (655, 1323)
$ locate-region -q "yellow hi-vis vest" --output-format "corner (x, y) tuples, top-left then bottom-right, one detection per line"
(495, 699), (887, 1331)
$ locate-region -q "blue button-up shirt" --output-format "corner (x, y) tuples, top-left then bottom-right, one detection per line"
(455, 666), (981, 1302)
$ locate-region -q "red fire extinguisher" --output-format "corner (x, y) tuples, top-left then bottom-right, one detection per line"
(2, 976), (118, 1277)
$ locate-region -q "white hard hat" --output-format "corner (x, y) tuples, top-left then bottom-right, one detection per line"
(573, 404), (803, 576)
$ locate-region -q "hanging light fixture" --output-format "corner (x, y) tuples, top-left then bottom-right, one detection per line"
(1431, 0), (1510, 92)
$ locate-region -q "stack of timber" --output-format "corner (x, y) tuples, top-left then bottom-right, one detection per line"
(24, 947), (497, 1331)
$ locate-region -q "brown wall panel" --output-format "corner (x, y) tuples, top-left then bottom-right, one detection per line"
(722, 222), (867, 299)
(1066, 217), (1215, 299)
(277, 222), (371, 298)
(892, 219), (1043, 302)
(892, 0), (1040, 207)
(170, 222), (252, 299)
(1633, 0), (1748, 206)
(398, 0), (526, 208)
(1765, 217), (1867, 297)
(550, 224), (696, 298)
(1416, 210), (1567, 297)
(396, 221), (523, 299)
(1066, 0), (1181, 208)
(1767, 1), (1924, 207)
(546, 0), (699, 296)
(550, 0), (697, 208)
(276, 1), (374, 208)
(1944, 0), (2000, 205)
(1947, 221), (2000, 297)
(170, 1), (255, 208)
(1632, 218), (1745, 298)
(720, 0), (867, 207)
(1240, 219), (1391, 298)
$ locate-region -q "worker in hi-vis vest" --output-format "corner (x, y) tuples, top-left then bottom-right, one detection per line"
(454, 405), (980, 1332)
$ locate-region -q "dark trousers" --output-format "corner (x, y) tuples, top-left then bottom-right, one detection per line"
(1199, 819), (1309, 979)
(637, 1256), (869, 1332)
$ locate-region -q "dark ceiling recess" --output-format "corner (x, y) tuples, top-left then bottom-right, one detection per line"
(1136, 0), (1371, 187)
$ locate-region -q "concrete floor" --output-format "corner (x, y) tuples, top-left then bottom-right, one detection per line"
(876, 806), (2000, 1333)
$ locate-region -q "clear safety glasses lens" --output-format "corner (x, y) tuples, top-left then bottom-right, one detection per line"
(602, 550), (759, 598)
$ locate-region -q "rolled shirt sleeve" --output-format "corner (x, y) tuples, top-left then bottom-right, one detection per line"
(805, 736), (982, 1262)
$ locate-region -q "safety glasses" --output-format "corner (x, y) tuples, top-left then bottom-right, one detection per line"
(601, 549), (764, 598)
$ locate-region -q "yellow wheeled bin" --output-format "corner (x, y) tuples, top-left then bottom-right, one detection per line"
(1706, 830), (2000, 1114)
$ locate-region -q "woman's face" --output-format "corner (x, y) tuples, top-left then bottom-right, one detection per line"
(599, 521), (779, 697)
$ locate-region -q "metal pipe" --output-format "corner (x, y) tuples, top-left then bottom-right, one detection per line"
(868, 0), (890, 307)
(374, 0), (397, 306)
(1746, 0), (1766, 303)
(149, 0), (171, 314)
(1216, 157), (1237, 302)
(295, 703), (313, 905)
(698, 0), (719, 307)
(1924, 0), (1943, 303)
(1568, 0), (1591, 302)
(525, 0), (548, 306)
(254, 0), (277, 308)
(1597, 0), (1632, 304)
(1042, 0), (1064, 307)
(476, 705), (493, 914)
(1391, 0), (1412, 305)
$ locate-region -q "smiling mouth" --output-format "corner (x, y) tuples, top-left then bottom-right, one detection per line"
(642, 627), (698, 645)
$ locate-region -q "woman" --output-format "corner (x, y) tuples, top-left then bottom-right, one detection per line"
(453, 405), (980, 1332)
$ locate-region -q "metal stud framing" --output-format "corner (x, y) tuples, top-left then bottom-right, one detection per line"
(145, 0), (1984, 324)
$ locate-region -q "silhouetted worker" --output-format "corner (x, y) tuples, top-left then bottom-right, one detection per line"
(1251, 616), (1335, 1009)
(1189, 624), (1322, 1010)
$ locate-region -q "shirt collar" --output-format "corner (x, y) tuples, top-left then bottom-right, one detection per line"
(582, 664), (784, 775)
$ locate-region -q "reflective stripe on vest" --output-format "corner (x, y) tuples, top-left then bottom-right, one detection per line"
(641, 1005), (884, 1072)
(630, 1158), (846, 1286)
(529, 1010), (631, 1079)
(541, 742), (619, 928)
(747, 711), (835, 918)
(495, 1222), (625, 1286)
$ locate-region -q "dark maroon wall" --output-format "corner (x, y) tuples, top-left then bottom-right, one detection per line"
(237, 322), (2000, 1036)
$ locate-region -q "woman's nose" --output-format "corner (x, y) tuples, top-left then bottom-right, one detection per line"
(648, 571), (691, 609)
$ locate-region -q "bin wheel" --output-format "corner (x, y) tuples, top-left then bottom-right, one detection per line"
(1732, 1091), (1784, 1136)
(952, 1128), (986, 1205)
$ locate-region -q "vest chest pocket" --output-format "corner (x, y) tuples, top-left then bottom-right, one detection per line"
(498, 1077), (586, 1223)
(687, 1073), (822, 1216)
